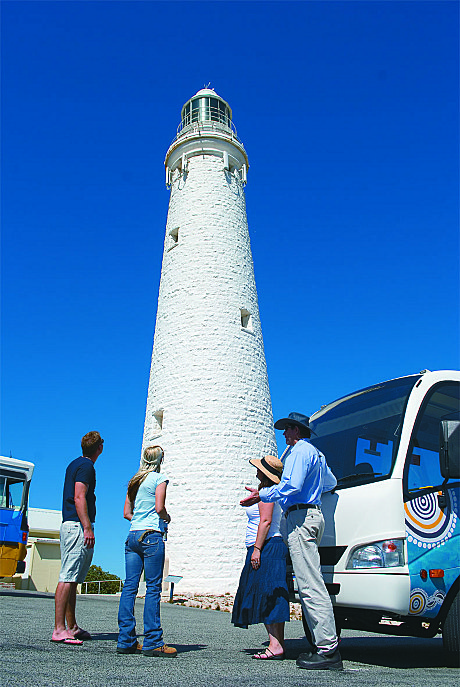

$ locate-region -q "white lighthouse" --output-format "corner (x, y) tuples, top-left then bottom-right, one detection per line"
(142, 88), (276, 594)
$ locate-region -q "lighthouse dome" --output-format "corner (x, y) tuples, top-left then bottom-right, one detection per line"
(180, 87), (233, 133)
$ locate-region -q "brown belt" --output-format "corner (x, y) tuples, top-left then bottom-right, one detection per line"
(137, 529), (163, 542)
(285, 503), (320, 517)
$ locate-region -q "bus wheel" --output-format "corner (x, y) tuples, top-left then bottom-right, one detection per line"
(443, 590), (460, 667)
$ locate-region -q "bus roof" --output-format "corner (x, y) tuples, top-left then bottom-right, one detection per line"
(310, 370), (460, 423)
(0, 456), (35, 479)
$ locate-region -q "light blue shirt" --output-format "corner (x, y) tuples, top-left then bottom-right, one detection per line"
(129, 471), (168, 533)
(259, 439), (337, 512)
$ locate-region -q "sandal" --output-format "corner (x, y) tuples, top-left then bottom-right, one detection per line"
(252, 648), (284, 660)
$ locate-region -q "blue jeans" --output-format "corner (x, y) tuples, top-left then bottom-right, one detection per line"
(117, 530), (165, 650)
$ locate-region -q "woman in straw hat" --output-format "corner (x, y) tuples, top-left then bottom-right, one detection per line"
(117, 446), (177, 657)
(231, 455), (290, 660)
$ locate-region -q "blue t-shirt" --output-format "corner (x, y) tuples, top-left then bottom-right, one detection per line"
(260, 439), (337, 511)
(62, 456), (96, 523)
(129, 471), (168, 533)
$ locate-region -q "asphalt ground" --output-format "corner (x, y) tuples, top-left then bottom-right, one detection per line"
(0, 591), (458, 687)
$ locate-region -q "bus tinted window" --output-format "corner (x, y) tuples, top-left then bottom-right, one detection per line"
(310, 376), (420, 487)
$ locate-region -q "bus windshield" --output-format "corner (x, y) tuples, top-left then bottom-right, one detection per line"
(309, 375), (422, 488)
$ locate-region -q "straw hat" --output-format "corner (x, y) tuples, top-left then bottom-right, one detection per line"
(249, 455), (284, 484)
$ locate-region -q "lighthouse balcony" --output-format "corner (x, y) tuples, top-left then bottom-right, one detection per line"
(171, 117), (243, 147)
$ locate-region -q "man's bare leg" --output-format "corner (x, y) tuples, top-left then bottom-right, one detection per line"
(65, 583), (78, 633)
(53, 581), (79, 641)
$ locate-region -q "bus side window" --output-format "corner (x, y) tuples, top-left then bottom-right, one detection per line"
(407, 382), (460, 493)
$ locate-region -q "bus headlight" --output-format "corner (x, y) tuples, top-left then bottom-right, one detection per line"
(347, 539), (405, 569)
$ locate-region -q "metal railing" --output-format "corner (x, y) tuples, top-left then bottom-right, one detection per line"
(170, 119), (243, 148)
(81, 578), (123, 595)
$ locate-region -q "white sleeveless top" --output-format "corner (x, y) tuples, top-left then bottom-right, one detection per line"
(244, 502), (283, 547)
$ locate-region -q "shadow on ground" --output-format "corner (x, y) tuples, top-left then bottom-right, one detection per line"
(89, 633), (119, 641)
(242, 635), (455, 669)
(242, 637), (315, 660)
(89, 632), (207, 654)
(340, 636), (452, 669)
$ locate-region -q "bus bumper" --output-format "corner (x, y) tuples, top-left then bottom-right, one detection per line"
(329, 571), (410, 615)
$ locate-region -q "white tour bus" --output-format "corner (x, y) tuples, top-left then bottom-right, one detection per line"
(290, 369), (459, 664)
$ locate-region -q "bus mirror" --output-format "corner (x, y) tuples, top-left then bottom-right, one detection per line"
(440, 419), (460, 479)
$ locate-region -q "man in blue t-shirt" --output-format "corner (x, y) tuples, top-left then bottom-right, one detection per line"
(52, 431), (104, 645)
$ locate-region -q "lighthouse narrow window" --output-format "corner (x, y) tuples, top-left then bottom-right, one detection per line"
(152, 410), (164, 434)
(240, 308), (253, 332)
(168, 227), (179, 251)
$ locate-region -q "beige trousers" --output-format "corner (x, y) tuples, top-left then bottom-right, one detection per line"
(286, 507), (338, 655)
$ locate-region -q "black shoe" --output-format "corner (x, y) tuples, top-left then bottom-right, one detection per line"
(296, 648), (343, 670)
(117, 642), (142, 654)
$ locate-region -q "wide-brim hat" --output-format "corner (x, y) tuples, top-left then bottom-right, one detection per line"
(274, 411), (316, 435)
(249, 455), (284, 484)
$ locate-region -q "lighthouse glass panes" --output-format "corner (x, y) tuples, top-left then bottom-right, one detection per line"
(181, 96), (230, 128)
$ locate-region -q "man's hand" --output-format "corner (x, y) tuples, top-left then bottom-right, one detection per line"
(240, 486), (260, 507)
(74, 481), (94, 547)
(83, 526), (95, 549)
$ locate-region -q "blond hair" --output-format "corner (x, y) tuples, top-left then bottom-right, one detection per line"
(127, 446), (164, 505)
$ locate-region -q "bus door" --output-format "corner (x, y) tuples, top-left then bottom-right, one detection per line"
(403, 381), (460, 619)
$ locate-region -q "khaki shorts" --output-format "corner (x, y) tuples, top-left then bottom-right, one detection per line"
(59, 521), (94, 583)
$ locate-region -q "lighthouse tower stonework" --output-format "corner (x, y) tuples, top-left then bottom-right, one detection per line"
(142, 89), (276, 594)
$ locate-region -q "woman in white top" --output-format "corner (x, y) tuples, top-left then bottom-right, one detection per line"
(232, 455), (290, 660)
(117, 446), (176, 657)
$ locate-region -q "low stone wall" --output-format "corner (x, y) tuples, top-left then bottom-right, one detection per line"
(162, 592), (303, 620)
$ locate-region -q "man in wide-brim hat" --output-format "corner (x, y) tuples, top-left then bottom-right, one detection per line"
(241, 412), (341, 671)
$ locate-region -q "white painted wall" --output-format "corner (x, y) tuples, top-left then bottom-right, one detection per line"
(22, 507), (61, 591)
(143, 98), (276, 593)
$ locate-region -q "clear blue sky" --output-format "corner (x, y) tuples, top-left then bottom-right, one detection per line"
(1, 1), (458, 578)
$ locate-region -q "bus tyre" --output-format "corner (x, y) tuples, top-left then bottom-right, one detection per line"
(443, 590), (460, 667)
